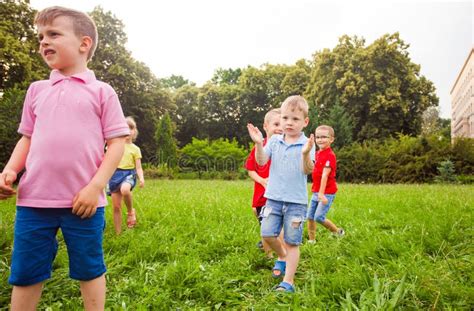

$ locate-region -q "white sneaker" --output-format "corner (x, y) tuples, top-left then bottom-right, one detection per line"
(335, 228), (345, 237)
(307, 240), (316, 244)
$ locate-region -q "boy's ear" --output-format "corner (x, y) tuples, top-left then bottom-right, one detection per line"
(304, 117), (310, 127)
(79, 36), (92, 54)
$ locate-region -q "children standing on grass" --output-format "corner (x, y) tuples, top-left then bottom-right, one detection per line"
(109, 116), (145, 235)
(244, 108), (282, 257)
(0, 6), (129, 310)
(306, 125), (344, 243)
(247, 95), (315, 293)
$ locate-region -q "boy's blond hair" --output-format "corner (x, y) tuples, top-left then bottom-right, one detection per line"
(316, 125), (335, 137)
(126, 116), (138, 141)
(35, 6), (98, 61)
(281, 95), (309, 118)
(264, 108), (281, 124)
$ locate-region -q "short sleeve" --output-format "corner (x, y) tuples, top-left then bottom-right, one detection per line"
(135, 146), (142, 159)
(100, 86), (130, 139)
(326, 153), (336, 170)
(263, 135), (277, 158)
(17, 84), (37, 137)
(244, 147), (257, 171)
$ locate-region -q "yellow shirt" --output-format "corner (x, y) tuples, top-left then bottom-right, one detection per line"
(118, 143), (142, 169)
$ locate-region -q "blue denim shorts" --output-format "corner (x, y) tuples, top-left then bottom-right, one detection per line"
(9, 206), (106, 286)
(108, 169), (136, 194)
(260, 199), (307, 245)
(307, 193), (336, 223)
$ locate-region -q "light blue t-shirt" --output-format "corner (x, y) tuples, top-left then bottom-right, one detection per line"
(263, 133), (315, 205)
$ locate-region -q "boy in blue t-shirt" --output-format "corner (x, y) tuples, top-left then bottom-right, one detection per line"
(247, 95), (315, 293)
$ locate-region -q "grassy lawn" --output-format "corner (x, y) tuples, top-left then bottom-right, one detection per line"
(0, 180), (473, 309)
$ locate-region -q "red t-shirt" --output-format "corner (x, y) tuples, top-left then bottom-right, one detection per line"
(244, 139), (271, 207)
(312, 147), (338, 194)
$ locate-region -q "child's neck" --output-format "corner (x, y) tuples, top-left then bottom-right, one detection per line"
(284, 132), (302, 144)
(57, 63), (88, 76)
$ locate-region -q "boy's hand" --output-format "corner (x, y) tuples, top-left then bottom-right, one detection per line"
(247, 124), (263, 144)
(0, 170), (17, 199)
(139, 179), (145, 188)
(318, 193), (328, 205)
(302, 134), (314, 155)
(72, 184), (102, 218)
(259, 177), (268, 188)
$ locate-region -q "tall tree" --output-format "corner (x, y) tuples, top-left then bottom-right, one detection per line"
(320, 99), (354, 149)
(305, 33), (438, 141)
(0, 0), (48, 91)
(155, 112), (178, 167)
(88, 7), (173, 160)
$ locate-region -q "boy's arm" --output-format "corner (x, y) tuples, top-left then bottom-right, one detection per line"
(302, 134), (315, 174)
(135, 158), (145, 188)
(318, 167), (331, 205)
(248, 170), (267, 188)
(0, 136), (31, 199)
(72, 136), (126, 218)
(247, 123), (269, 166)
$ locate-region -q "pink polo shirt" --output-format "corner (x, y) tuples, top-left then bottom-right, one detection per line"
(17, 70), (130, 208)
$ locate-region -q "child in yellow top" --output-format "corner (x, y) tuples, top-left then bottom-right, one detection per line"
(108, 117), (145, 234)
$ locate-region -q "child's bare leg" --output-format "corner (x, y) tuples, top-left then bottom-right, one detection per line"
(320, 219), (338, 233)
(111, 192), (123, 235)
(11, 283), (43, 311)
(282, 243), (299, 285)
(120, 183), (133, 213)
(263, 236), (286, 260)
(262, 239), (273, 258)
(80, 274), (106, 311)
(307, 219), (316, 240)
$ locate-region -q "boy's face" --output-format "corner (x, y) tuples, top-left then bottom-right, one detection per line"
(281, 106), (309, 138)
(315, 128), (334, 150)
(263, 114), (283, 138)
(37, 16), (90, 75)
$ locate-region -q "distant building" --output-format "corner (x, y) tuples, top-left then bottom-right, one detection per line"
(451, 48), (474, 139)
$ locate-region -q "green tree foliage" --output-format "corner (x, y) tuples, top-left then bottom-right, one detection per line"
(173, 85), (202, 146)
(305, 33), (439, 142)
(161, 75), (195, 90)
(320, 99), (354, 150)
(0, 0), (48, 92)
(88, 7), (173, 160)
(434, 160), (456, 183)
(337, 135), (474, 183)
(211, 68), (242, 85)
(155, 112), (178, 167)
(180, 138), (247, 173)
(0, 87), (25, 167)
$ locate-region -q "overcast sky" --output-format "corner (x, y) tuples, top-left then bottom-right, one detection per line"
(30, 0), (473, 118)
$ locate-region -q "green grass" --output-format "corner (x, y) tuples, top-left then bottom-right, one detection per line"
(0, 181), (473, 309)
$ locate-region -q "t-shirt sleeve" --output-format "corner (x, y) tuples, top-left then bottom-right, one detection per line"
(101, 86), (130, 140)
(244, 147), (257, 171)
(17, 84), (37, 137)
(263, 135), (276, 158)
(326, 153), (336, 170)
(135, 146), (142, 160)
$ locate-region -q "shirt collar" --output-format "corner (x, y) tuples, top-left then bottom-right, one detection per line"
(276, 133), (307, 145)
(49, 70), (96, 85)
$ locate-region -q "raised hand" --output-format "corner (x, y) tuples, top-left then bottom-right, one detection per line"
(302, 133), (315, 155)
(247, 123), (264, 144)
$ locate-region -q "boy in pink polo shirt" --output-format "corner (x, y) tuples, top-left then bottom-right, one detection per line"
(0, 6), (129, 310)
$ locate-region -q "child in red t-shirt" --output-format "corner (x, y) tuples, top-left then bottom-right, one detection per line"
(306, 125), (344, 243)
(244, 108), (282, 256)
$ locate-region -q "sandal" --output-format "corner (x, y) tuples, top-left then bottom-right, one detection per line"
(274, 281), (295, 293)
(272, 260), (286, 278)
(127, 208), (137, 228)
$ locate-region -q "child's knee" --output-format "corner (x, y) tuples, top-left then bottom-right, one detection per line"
(120, 187), (131, 196)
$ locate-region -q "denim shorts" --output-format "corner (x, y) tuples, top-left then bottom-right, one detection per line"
(307, 193), (336, 223)
(9, 206), (106, 286)
(108, 169), (136, 194)
(260, 199), (307, 245)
